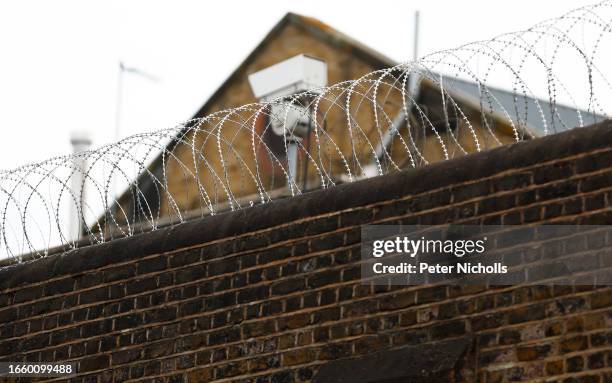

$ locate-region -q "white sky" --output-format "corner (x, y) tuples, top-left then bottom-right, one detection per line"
(0, 0), (601, 170)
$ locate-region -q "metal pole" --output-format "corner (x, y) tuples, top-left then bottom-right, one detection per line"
(112, 62), (124, 200)
(70, 131), (92, 242)
(287, 136), (300, 195)
(367, 10), (422, 172)
(408, 10), (421, 106)
(302, 104), (313, 192)
(115, 62), (124, 143)
(413, 10), (420, 62)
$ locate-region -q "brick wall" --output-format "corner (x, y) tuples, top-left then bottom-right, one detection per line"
(0, 121), (611, 383)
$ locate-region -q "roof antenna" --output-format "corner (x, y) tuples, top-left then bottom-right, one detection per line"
(115, 61), (160, 143)
(113, 61), (160, 198)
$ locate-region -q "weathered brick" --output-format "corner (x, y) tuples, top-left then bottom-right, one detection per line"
(509, 304), (546, 324)
(566, 355), (584, 372)
(208, 327), (240, 346)
(380, 291), (416, 310)
(539, 181), (579, 200)
(114, 314), (142, 331)
(354, 334), (388, 354)
(145, 306), (178, 323)
(285, 297), (300, 313)
(50, 327), (80, 345)
(44, 279), (75, 296)
(174, 265), (206, 284)
(575, 150), (612, 173)
(471, 312), (505, 331)
(545, 360), (563, 376)
(126, 277), (157, 295)
(81, 319), (112, 337)
(18, 333), (49, 351)
(178, 298), (204, 317)
(102, 265), (135, 283)
(31, 297), (62, 316)
(479, 194), (516, 214)
(590, 290), (612, 309)
(243, 320), (275, 338)
(143, 340), (174, 359)
(13, 286), (43, 304)
(560, 335), (588, 353)
(342, 300), (375, 318)
(188, 367), (212, 382)
(309, 233), (343, 252)
(170, 249), (201, 267)
(339, 209), (372, 226)
(283, 349), (314, 366)
(416, 286), (447, 304)
(112, 348), (141, 365)
(278, 313), (310, 330)
(452, 181), (490, 202)
(580, 170), (612, 192)
(588, 351), (606, 369)
(307, 269), (340, 288)
(534, 162), (573, 184)
(517, 344), (551, 361)
(137, 256), (168, 274)
(319, 342), (351, 360)
(79, 354), (109, 372)
(207, 258), (239, 276)
(79, 287), (108, 304)
(430, 320), (466, 340)
(76, 273), (104, 289)
(237, 285), (267, 304)
(272, 278), (305, 295)
(313, 307), (340, 324)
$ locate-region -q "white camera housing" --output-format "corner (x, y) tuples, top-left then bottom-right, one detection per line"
(248, 54), (327, 102)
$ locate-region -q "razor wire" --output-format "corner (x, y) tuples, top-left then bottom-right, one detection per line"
(1, 0), (611, 262)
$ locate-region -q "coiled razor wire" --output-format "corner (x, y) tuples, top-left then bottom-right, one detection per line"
(1, 1), (611, 262)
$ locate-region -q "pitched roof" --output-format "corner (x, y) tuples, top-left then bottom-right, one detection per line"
(445, 76), (604, 136)
(190, 13), (396, 120)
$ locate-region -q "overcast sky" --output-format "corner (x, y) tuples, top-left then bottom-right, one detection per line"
(0, 0), (601, 170)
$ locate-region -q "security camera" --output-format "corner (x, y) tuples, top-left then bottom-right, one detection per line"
(248, 55), (328, 189)
(248, 55), (327, 138)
